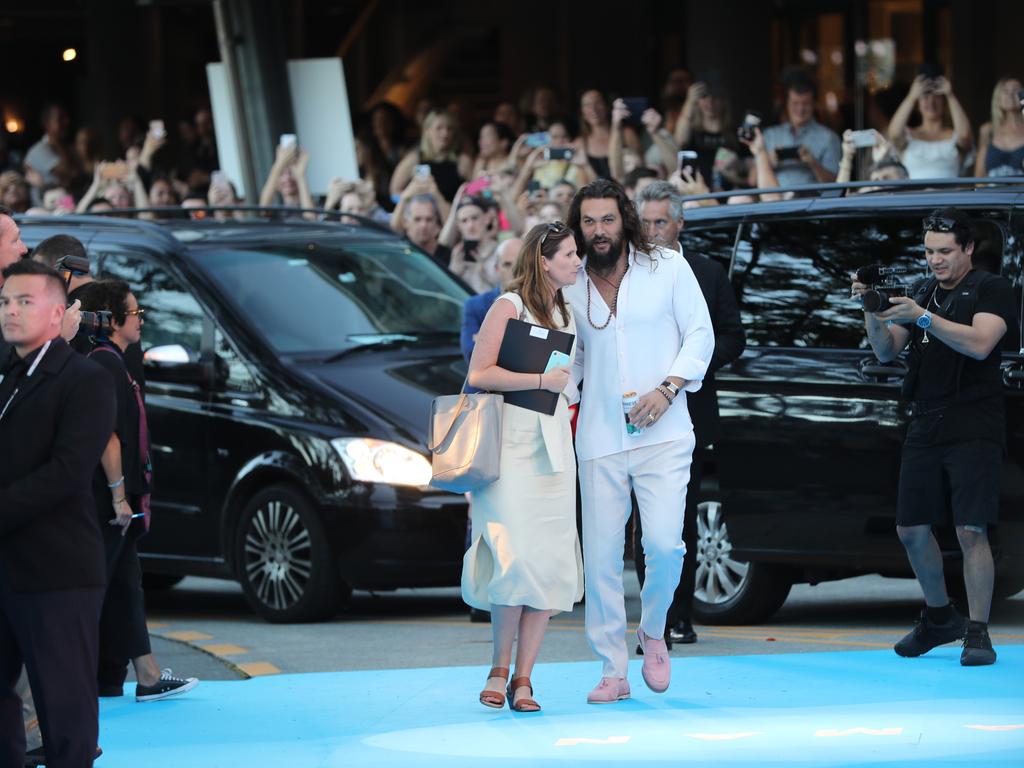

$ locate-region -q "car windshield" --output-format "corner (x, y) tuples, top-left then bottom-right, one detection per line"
(196, 239), (470, 355)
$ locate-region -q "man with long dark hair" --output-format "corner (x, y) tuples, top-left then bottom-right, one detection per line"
(564, 179), (713, 703)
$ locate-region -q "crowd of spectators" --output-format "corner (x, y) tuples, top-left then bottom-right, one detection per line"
(1, 66), (1021, 296)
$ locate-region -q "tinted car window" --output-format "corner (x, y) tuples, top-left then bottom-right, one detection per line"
(98, 248), (204, 353)
(731, 216), (934, 349)
(196, 240), (468, 354)
(679, 225), (738, 273)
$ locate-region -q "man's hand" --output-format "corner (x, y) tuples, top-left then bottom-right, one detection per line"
(628, 389), (671, 429)
(797, 145), (815, 166)
(875, 295), (926, 324)
(61, 300), (81, 341)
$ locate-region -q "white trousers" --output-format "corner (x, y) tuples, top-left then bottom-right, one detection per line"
(580, 435), (694, 678)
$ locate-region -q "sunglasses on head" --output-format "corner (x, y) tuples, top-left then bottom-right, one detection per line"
(922, 215), (957, 233)
(540, 221), (568, 246)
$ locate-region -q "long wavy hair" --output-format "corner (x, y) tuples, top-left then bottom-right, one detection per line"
(507, 223), (572, 330)
(566, 178), (654, 262)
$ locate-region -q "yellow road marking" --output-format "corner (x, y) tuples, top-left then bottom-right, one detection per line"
(163, 630), (214, 642)
(146, 621), (169, 630)
(237, 661), (281, 677)
(200, 643), (249, 656)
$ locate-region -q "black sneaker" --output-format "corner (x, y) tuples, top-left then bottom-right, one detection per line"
(23, 745), (101, 766)
(668, 621), (698, 645)
(894, 607), (967, 657)
(961, 622), (997, 666)
(135, 668), (199, 702)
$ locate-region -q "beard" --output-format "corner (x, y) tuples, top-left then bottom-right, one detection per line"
(583, 233), (624, 274)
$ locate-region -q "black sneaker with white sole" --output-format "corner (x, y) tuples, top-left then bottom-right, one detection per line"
(135, 669), (199, 702)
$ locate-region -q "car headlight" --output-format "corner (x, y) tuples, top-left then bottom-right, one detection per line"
(330, 438), (432, 487)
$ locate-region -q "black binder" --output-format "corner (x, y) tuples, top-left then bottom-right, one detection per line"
(497, 319), (575, 415)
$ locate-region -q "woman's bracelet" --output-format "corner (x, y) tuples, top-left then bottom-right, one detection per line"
(107, 476), (124, 489)
(656, 385), (674, 404)
(538, 373), (543, 389)
(112, 497), (126, 506)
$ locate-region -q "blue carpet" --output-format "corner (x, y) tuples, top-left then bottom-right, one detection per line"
(97, 647), (1024, 767)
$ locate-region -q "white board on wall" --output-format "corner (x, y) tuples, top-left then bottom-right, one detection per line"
(206, 57), (359, 199)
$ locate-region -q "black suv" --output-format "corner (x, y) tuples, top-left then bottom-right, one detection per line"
(679, 184), (1024, 624)
(19, 214), (471, 622)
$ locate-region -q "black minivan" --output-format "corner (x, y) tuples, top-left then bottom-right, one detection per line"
(20, 214), (471, 622)
(679, 187), (1024, 624)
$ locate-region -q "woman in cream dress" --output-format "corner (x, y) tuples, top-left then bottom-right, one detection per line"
(463, 222), (584, 712)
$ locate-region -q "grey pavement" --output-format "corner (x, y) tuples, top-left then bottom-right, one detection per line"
(142, 569), (1024, 678)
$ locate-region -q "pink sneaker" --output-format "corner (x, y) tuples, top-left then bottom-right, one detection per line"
(637, 628), (670, 693)
(587, 676), (630, 704)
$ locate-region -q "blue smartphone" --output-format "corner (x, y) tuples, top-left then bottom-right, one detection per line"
(544, 350), (571, 372)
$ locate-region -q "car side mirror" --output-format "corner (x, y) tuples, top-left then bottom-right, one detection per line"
(144, 344), (222, 387)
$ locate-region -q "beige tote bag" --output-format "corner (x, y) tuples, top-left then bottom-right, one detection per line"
(428, 391), (502, 493)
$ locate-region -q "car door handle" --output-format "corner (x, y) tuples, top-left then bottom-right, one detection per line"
(859, 359), (908, 380)
(1002, 365), (1024, 389)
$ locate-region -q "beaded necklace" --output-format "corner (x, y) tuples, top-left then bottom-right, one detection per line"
(585, 262), (628, 330)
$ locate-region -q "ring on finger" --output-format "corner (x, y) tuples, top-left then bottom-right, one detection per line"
(647, 412), (656, 423)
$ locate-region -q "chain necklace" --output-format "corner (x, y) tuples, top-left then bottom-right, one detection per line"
(585, 262), (628, 330)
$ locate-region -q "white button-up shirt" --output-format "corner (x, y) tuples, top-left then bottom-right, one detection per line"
(564, 244), (713, 462)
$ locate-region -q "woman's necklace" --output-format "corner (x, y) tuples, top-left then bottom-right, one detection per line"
(586, 262), (628, 330)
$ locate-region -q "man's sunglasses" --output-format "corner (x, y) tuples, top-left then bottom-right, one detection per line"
(125, 307), (146, 317)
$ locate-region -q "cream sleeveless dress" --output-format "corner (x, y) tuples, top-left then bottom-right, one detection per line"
(461, 292), (585, 613)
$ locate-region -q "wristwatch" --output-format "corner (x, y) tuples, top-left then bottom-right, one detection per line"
(916, 311), (932, 330)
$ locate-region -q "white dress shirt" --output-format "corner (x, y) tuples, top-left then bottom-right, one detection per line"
(564, 244), (713, 462)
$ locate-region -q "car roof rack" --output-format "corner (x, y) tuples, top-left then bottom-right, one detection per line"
(679, 175), (1024, 204)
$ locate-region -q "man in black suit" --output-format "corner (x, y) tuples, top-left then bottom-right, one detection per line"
(635, 182), (746, 644)
(0, 259), (115, 767)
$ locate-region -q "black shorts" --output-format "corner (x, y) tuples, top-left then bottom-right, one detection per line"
(897, 439), (1002, 528)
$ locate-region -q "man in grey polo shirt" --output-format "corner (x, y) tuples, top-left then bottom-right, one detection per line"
(761, 77), (841, 187)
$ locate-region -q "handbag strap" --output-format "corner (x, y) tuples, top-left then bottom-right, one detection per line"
(428, 393), (470, 452)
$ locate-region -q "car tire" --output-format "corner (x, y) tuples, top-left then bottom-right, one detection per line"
(234, 484), (340, 623)
(141, 573), (185, 591)
(690, 500), (793, 625)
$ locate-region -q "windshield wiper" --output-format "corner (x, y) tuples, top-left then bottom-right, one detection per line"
(321, 334), (419, 364)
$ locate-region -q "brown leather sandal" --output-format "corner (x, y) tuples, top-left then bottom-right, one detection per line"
(507, 675), (541, 712)
(479, 666), (509, 709)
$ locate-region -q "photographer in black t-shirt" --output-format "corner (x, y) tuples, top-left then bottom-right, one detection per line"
(852, 207), (1015, 667)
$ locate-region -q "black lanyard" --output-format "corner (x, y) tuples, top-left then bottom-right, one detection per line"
(0, 339), (51, 423)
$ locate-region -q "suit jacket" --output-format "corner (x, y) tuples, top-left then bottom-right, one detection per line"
(682, 250), (746, 446)
(0, 337), (115, 593)
(460, 286), (501, 363)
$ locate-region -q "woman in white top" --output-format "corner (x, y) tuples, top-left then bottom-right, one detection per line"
(887, 73), (973, 179)
(463, 222), (584, 712)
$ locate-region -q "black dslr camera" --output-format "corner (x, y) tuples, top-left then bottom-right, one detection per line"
(54, 255), (113, 338)
(856, 263), (913, 313)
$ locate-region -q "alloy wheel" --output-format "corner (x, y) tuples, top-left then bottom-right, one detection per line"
(242, 498), (313, 612)
(694, 501), (750, 605)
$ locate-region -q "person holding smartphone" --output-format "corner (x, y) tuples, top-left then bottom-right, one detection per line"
(464, 222), (584, 712)
(886, 66), (973, 179)
(258, 136), (315, 217)
(76, 279), (199, 704)
(760, 76), (841, 187)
